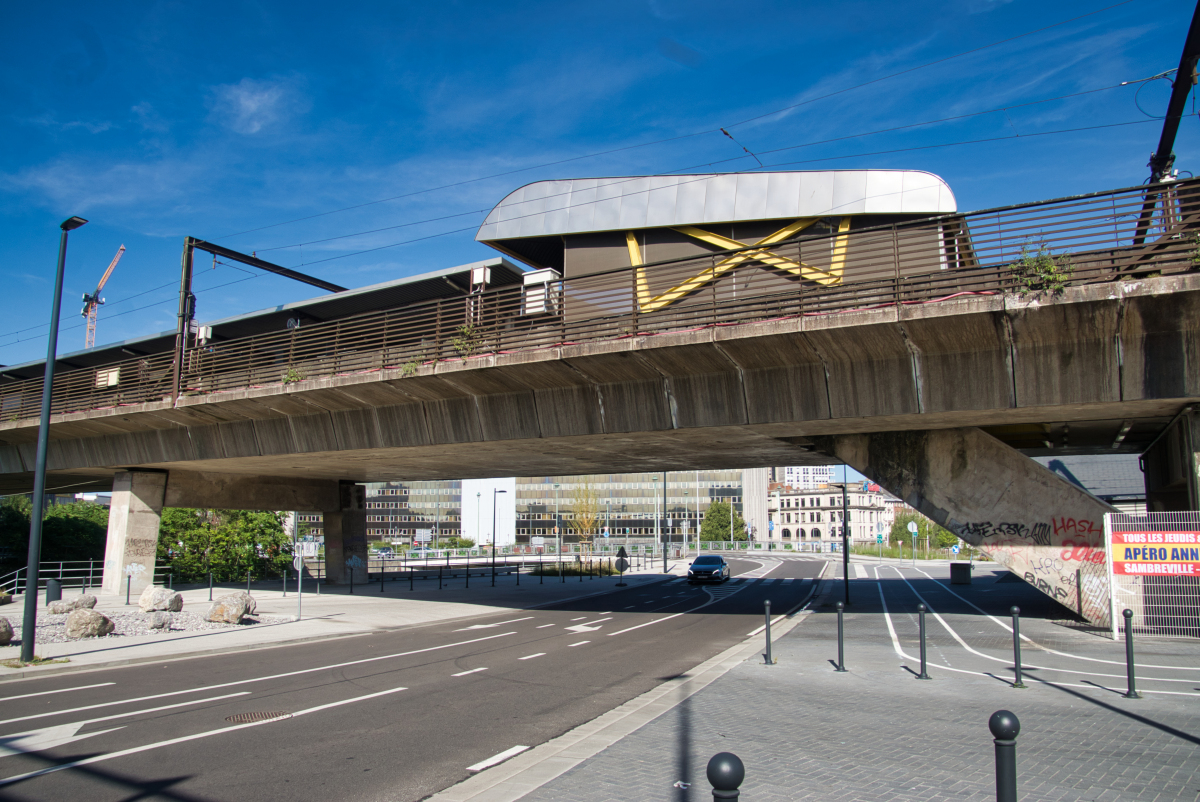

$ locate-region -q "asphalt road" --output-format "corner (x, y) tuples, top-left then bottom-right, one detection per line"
(0, 556), (825, 802)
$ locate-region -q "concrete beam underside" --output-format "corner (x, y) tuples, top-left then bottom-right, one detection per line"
(0, 275), (1196, 492)
(813, 427), (1116, 626)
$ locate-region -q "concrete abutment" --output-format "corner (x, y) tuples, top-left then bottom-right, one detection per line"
(812, 427), (1115, 626)
(101, 470), (167, 598)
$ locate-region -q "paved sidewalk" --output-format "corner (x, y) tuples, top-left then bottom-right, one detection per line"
(0, 560), (688, 680)
(451, 563), (1200, 802)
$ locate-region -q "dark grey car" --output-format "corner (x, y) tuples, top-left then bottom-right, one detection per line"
(687, 555), (730, 583)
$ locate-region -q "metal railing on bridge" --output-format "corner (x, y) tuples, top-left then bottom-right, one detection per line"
(3, 179), (1197, 422)
(1, 560), (173, 597)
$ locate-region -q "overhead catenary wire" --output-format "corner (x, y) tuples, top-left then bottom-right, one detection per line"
(213, 0), (1136, 242)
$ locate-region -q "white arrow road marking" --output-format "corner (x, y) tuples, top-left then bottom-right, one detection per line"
(453, 617), (533, 632)
(565, 617), (612, 633)
(0, 687), (408, 787)
(0, 724), (122, 758)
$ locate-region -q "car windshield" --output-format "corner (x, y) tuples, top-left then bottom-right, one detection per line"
(693, 556), (722, 565)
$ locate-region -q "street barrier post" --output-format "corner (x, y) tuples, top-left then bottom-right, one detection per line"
(835, 601), (847, 672)
(1010, 606), (1026, 689)
(208, 571), (213, 601)
(439, 566), (443, 590)
(916, 603), (931, 680)
(126, 575), (131, 606)
(707, 752), (744, 800)
(1123, 608), (1141, 699)
(989, 710), (1020, 802)
(763, 600), (774, 664)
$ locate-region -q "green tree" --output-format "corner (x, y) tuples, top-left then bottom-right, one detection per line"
(157, 508), (293, 582)
(700, 500), (748, 541)
(0, 497), (108, 566)
(890, 510), (958, 549)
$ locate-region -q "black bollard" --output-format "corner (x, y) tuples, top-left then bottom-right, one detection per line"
(540, 554), (544, 584)
(517, 559), (521, 586)
(208, 571), (213, 601)
(1122, 608), (1141, 699)
(465, 559), (469, 588)
(126, 575), (131, 605)
(916, 603), (931, 680)
(409, 562), (414, 592)
(835, 601), (847, 672)
(989, 710), (1020, 802)
(167, 573), (172, 591)
(763, 600), (774, 664)
(349, 568), (354, 595)
(282, 571), (286, 597)
(380, 567), (384, 593)
(439, 565), (443, 590)
(247, 572), (251, 593)
(1010, 606), (1026, 689)
(707, 752), (745, 801)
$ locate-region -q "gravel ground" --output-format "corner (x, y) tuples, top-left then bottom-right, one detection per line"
(1, 609), (291, 645)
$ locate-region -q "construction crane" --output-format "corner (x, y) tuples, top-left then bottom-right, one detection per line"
(82, 245), (125, 349)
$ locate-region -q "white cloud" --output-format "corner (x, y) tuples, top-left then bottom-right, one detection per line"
(206, 76), (309, 135)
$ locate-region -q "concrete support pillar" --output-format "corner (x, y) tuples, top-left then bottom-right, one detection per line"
(1141, 408), (1199, 512)
(101, 470), (167, 598)
(323, 481), (367, 584)
(813, 428), (1116, 627)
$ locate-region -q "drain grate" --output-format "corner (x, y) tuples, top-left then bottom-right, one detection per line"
(224, 711), (292, 724)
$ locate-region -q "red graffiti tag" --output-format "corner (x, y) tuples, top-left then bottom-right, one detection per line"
(1053, 517), (1101, 538)
(1059, 540), (1105, 564)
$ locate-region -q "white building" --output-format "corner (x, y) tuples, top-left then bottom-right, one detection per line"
(773, 465), (834, 489)
(766, 481), (893, 549)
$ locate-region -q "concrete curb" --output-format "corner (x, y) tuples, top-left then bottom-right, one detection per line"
(426, 571), (824, 802)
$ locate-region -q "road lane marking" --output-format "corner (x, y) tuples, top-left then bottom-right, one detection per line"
(854, 565), (868, 579)
(0, 683), (115, 703)
(0, 687), (409, 787)
(0, 632), (515, 728)
(454, 617), (534, 632)
(569, 617), (587, 621)
(565, 617), (612, 633)
(623, 605), (636, 609)
(568, 641), (590, 647)
(536, 624), (555, 629)
(451, 668), (488, 677)
(599, 611), (612, 615)
(0, 691), (254, 759)
(518, 653), (545, 661)
(467, 744), (530, 772)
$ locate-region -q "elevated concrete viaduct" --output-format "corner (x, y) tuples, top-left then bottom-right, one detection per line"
(3, 173), (1199, 621)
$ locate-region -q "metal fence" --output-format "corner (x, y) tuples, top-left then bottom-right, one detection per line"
(1106, 511), (1200, 639)
(0, 560), (173, 596)
(2, 178), (1199, 423)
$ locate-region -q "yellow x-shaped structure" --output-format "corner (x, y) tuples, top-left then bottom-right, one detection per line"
(626, 217), (851, 313)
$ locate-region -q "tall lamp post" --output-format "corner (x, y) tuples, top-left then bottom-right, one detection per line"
(491, 488), (506, 586)
(554, 482), (561, 580)
(21, 216), (87, 664)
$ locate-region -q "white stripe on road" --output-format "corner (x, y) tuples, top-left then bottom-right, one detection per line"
(0, 683), (115, 702)
(0, 687), (408, 787)
(467, 744), (530, 772)
(0, 632), (515, 728)
(569, 617), (587, 621)
(453, 617), (533, 632)
(536, 624), (555, 629)
(451, 668), (488, 677)
(568, 641), (590, 647)
(518, 653), (545, 660)
(854, 564), (868, 579)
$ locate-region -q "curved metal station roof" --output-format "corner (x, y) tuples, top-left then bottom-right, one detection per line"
(476, 170), (957, 243)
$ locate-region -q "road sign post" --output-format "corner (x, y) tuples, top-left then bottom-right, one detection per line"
(293, 554), (304, 620)
(615, 546), (629, 586)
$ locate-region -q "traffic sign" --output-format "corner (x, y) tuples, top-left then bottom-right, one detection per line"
(531, 536), (545, 546)
(876, 535), (883, 544)
(415, 529), (432, 542)
(615, 557), (630, 573)
(907, 521), (918, 534)
(951, 545), (960, 554)
(293, 554), (304, 571)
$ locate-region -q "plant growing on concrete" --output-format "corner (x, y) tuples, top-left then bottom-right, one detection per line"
(451, 324), (483, 359)
(1189, 232), (1200, 267)
(281, 366), (307, 384)
(1012, 241), (1074, 295)
(399, 361), (420, 377)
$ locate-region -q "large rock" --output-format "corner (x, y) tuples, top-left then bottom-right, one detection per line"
(148, 611), (172, 630)
(64, 608), (115, 639)
(138, 586), (183, 613)
(49, 595), (97, 615)
(0, 618), (12, 646)
(206, 596), (248, 624)
(215, 591), (256, 616)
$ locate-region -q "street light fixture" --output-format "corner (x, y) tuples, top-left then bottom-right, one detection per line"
(491, 488), (506, 586)
(21, 216), (87, 664)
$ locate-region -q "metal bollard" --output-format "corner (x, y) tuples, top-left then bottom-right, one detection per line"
(989, 710), (1020, 802)
(517, 559), (521, 586)
(380, 568), (385, 593)
(439, 566), (443, 590)
(126, 575), (131, 605)
(208, 571), (213, 601)
(540, 555), (544, 584)
(465, 561), (470, 588)
(916, 603), (931, 680)
(763, 600), (774, 664)
(1122, 608), (1141, 699)
(410, 562), (414, 591)
(247, 572), (252, 593)
(1010, 606), (1026, 689)
(282, 571), (286, 597)
(707, 752), (745, 801)
(167, 573), (172, 591)
(835, 601), (847, 672)
(349, 568), (354, 595)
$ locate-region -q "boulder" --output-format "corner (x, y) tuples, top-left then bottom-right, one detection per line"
(64, 608), (115, 639)
(0, 617), (12, 646)
(148, 611), (172, 630)
(49, 595), (98, 615)
(215, 591), (256, 616)
(206, 596), (248, 624)
(138, 586), (183, 613)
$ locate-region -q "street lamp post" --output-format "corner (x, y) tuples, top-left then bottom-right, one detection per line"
(491, 488), (506, 586)
(21, 215), (87, 665)
(476, 491), (481, 548)
(554, 482), (561, 581)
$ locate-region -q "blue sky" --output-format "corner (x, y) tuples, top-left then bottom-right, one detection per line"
(1, 0), (1196, 367)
